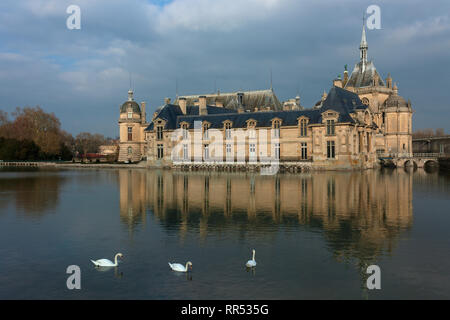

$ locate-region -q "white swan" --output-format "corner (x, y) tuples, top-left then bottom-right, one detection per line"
(168, 261), (192, 272)
(246, 249), (257, 268)
(91, 253), (123, 267)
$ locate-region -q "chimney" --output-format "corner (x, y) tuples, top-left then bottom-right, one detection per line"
(179, 97), (187, 114)
(386, 73), (392, 89)
(141, 101), (146, 124)
(199, 96), (207, 115)
(164, 97), (171, 105)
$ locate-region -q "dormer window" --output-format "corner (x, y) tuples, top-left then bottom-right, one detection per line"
(272, 119), (281, 138)
(299, 118), (308, 137)
(181, 123), (189, 139)
(203, 123), (210, 139)
(326, 119), (335, 136)
(156, 126), (163, 140)
(247, 120), (257, 139)
(224, 122), (232, 139)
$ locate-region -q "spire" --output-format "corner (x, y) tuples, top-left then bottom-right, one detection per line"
(128, 89), (134, 101)
(360, 15), (368, 71)
(128, 71), (134, 101)
(270, 68), (273, 91)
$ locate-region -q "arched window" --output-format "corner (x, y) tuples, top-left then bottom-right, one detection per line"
(272, 119), (281, 138)
(127, 146), (133, 155)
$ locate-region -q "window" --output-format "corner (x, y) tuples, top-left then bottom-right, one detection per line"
(326, 120), (335, 136)
(156, 126), (163, 140)
(273, 120), (281, 138)
(204, 144), (209, 160)
(274, 143), (280, 159)
(327, 141), (335, 159)
(225, 122), (232, 139)
(301, 142), (307, 160)
(299, 119), (308, 137)
(127, 146), (133, 155)
(203, 124), (209, 139)
(249, 143), (256, 156)
(182, 124), (188, 139)
(127, 127), (132, 141)
(128, 112), (133, 119)
(226, 143), (232, 155)
(183, 144), (188, 160)
(157, 144), (164, 159)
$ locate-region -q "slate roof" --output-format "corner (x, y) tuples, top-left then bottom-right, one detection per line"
(145, 87), (367, 131)
(174, 89), (282, 112)
(120, 101), (141, 114)
(146, 104), (236, 130)
(345, 61), (385, 88)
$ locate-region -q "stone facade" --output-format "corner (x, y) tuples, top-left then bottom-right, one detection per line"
(145, 86), (378, 170)
(117, 24), (413, 169)
(117, 89), (149, 162)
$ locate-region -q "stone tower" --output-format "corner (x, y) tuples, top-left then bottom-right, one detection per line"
(383, 84), (413, 154)
(118, 89), (147, 162)
(343, 23), (413, 154)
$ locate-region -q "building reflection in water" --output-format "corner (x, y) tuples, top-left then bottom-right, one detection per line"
(119, 169), (413, 263)
(118, 168), (415, 292)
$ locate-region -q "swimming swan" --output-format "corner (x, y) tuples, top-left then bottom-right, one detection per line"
(246, 249), (257, 268)
(91, 253), (123, 267)
(168, 261), (192, 272)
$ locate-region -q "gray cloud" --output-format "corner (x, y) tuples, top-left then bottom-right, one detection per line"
(0, 0), (449, 137)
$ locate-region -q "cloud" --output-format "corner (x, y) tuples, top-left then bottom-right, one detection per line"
(0, 0), (449, 136)
(156, 0), (285, 32)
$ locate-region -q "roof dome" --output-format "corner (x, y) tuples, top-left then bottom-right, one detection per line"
(385, 85), (410, 111)
(120, 100), (141, 114)
(120, 89), (141, 114)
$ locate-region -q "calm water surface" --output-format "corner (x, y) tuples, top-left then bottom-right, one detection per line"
(0, 167), (449, 299)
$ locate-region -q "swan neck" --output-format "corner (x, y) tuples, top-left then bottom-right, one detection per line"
(185, 262), (189, 271)
(114, 254), (120, 266)
(252, 251), (255, 261)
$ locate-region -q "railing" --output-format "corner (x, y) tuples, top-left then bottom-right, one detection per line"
(377, 152), (443, 159)
(412, 153), (441, 158)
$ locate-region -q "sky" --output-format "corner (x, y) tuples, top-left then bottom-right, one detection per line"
(0, 0), (449, 137)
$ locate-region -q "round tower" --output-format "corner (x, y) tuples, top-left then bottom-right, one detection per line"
(118, 89), (144, 162)
(384, 83), (413, 154)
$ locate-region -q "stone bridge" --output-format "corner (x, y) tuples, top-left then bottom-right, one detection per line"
(378, 153), (441, 168)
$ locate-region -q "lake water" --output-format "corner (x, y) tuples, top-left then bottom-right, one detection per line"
(0, 167), (449, 299)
